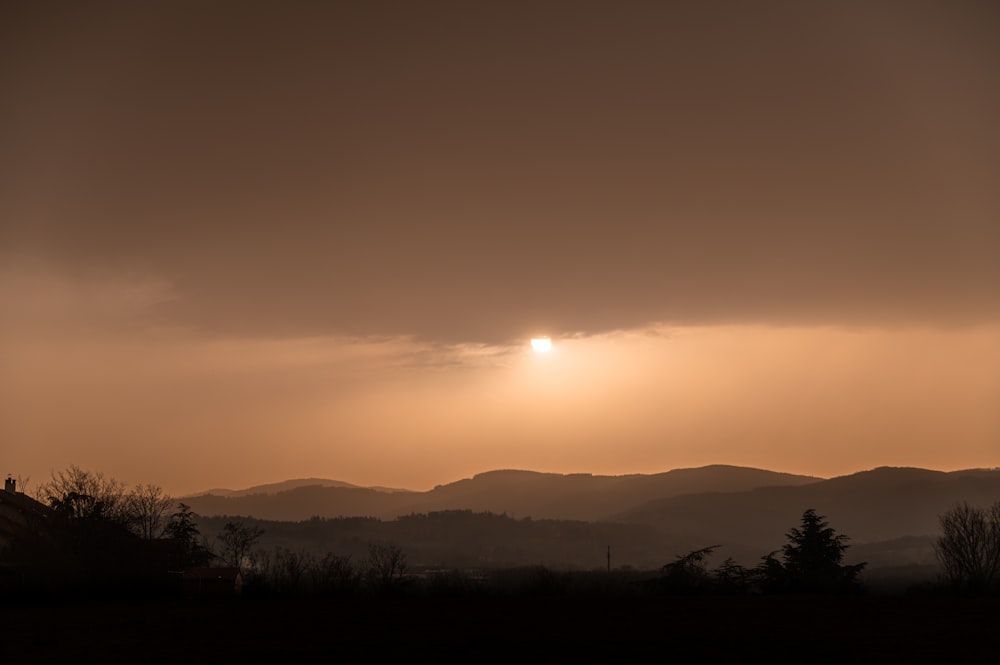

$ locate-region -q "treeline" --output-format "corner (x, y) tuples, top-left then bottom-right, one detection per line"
(235, 509), (865, 598)
(196, 510), (674, 570)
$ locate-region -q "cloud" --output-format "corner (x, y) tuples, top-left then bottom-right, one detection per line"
(2, 2), (997, 344)
(0, 257), (176, 336)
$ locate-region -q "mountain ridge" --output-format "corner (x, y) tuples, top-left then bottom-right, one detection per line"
(196, 477), (409, 497)
(612, 465), (1000, 561)
(182, 464), (822, 521)
(179, 464), (1000, 575)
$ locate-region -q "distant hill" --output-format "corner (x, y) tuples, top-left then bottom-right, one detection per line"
(194, 477), (408, 497)
(182, 465), (819, 522)
(401, 465), (820, 520)
(179, 465), (1000, 581)
(613, 466), (1000, 563)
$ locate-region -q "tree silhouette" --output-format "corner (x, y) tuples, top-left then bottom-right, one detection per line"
(41, 467), (172, 538)
(659, 545), (719, 593)
(30, 467), (166, 589)
(164, 503), (199, 542)
(763, 509), (865, 593)
(164, 503), (213, 568)
(756, 551), (787, 593)
(218, 520), (264, 570)
(714, 556), (752, 594)
(309, 552), (358, 597)
(364, 541), (407, 593)
(126, 483), (175, 540)
(936, 500), (1000, 594)
(41, 466), (130, 524)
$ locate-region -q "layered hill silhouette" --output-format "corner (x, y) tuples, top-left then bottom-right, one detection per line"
(183, 465), (818, 522)
(614, 466), (1000, 562)
(183, 465), (1000, 574)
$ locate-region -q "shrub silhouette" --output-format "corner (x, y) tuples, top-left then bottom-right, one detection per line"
(713, 556), (752, 594)
(659, 545), (720, 594)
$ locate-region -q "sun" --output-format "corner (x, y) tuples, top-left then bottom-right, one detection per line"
(530, 337), (552, 353)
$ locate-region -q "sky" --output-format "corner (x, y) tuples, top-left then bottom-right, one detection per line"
(2, 1), (998, 496)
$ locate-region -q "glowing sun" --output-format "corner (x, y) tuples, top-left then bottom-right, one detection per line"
(530, 337), (552, 353)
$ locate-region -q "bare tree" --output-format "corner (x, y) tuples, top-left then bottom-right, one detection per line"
(936, 500), (1000, 593)
(365, 541), (407, 592)
(40, 466), (129, 523)
(258, 546), (312, 594)
(15, 474), (31, 496)
(310, 552), (358, 596)
(125, 483), (175, 539)
(218, 519), (264, 571)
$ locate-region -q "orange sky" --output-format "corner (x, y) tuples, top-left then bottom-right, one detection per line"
(2, 2), (998, 495)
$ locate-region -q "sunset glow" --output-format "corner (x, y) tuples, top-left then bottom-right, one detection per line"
(531, 338), (553, 353)
(1, 2), (997, 497)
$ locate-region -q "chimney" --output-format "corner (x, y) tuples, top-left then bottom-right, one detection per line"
(4, 476), (15, 493)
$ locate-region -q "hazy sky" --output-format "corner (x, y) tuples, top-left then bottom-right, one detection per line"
(2, 1), (998, 495)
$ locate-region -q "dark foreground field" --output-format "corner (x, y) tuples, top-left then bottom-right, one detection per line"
(3, 594), (997, 663)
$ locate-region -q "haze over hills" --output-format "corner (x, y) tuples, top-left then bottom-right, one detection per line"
(614, 466), (1000, 562)
(183, 465), (819, 522)
(182, 465), (1000, 576)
